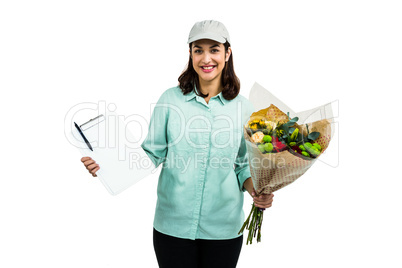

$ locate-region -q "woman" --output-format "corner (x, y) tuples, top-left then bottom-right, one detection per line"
(81, 20), (274, 268)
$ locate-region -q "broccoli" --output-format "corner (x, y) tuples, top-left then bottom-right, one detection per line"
(264, 143), (273, 152)
(258, 144), (265, 153)
(263, 135), (272, 143)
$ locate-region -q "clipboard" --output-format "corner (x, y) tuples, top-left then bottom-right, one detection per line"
(69, 111), (157, 195)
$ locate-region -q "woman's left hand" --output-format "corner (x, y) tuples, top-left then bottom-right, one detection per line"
(252, 189), (274, 209)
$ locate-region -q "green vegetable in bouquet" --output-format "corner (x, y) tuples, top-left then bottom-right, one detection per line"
(306, 146), (321, 157)
(313, 143), (322, 151)
(263, 143), (273, 152)
(304, 142), (312, 149)
(263, 135), (272, 143)
(258, 144), (265, 153)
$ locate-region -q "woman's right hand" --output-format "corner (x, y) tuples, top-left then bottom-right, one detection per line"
(81, 157), (100, 177)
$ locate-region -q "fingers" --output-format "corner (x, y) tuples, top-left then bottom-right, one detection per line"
(81, 156), (92, 162)
(80, 157), (100, 177)
(87, 163), (99, 176)
(87, 163), (98, 171)
(91, 166), (100, 177)
(254, 200), (273, 209)
(83, 160), (95, 168)
(81, 157), (94, 165)
(253, 193), (274, 209)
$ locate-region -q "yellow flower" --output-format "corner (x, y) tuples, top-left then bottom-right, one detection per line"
(248, 118), (267, 130)
(275, 129), (284, 137)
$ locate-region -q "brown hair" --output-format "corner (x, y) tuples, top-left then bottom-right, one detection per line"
(178, 41), (240, 101)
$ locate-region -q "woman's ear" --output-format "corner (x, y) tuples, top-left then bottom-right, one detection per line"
(225, 47), (232, 62)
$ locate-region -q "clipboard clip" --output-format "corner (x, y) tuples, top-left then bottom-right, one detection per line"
(80, 114), (105, 129)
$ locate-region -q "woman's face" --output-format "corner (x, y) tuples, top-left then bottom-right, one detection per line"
(190, 39), (231, 86)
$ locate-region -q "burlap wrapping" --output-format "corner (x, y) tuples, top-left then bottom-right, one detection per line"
(245, 105), (332, 195)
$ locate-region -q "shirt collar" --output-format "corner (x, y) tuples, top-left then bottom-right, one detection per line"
(185, 86), (227, 105)
(215, 91), (227, 105)
(185, 89), (197, 102)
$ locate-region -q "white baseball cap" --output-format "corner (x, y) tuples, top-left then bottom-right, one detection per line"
(187, 20), (231, 44)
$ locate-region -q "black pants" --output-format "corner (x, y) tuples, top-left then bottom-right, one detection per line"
(153, 228), (243, 268)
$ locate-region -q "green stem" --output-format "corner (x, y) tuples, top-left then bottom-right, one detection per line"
(239, 203), (267, 245)
(258, 209), (264, 242)
(238, 204), (254, 235)
(247, 205), (257, 244)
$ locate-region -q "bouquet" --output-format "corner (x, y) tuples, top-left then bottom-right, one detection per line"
(238, 83), (335, 244)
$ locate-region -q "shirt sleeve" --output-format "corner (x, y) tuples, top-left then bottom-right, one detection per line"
(234, 133), (252, 192)
(141, 91), (169, 168)
(234, 98), (255, 192)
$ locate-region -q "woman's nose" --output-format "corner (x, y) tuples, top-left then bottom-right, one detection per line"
(202, 52), (211, 64)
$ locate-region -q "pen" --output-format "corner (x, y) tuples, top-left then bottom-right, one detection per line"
(74, 122), (93, 151)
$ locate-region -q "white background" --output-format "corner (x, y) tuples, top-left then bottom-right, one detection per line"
(1, 0), (401, 267)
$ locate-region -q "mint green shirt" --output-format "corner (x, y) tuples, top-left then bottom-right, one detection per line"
(141, 86), (254, 240)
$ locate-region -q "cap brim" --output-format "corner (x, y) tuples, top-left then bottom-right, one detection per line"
(187, 33), (227, 44)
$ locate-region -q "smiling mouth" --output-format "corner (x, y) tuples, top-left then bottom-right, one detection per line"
(201, 66), (216, 70)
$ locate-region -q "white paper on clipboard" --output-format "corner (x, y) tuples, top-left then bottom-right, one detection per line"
(68, 111), (157, 196)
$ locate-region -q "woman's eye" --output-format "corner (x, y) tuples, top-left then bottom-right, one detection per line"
(194, 50), (202, 53)
(211, 49), (219, 53)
